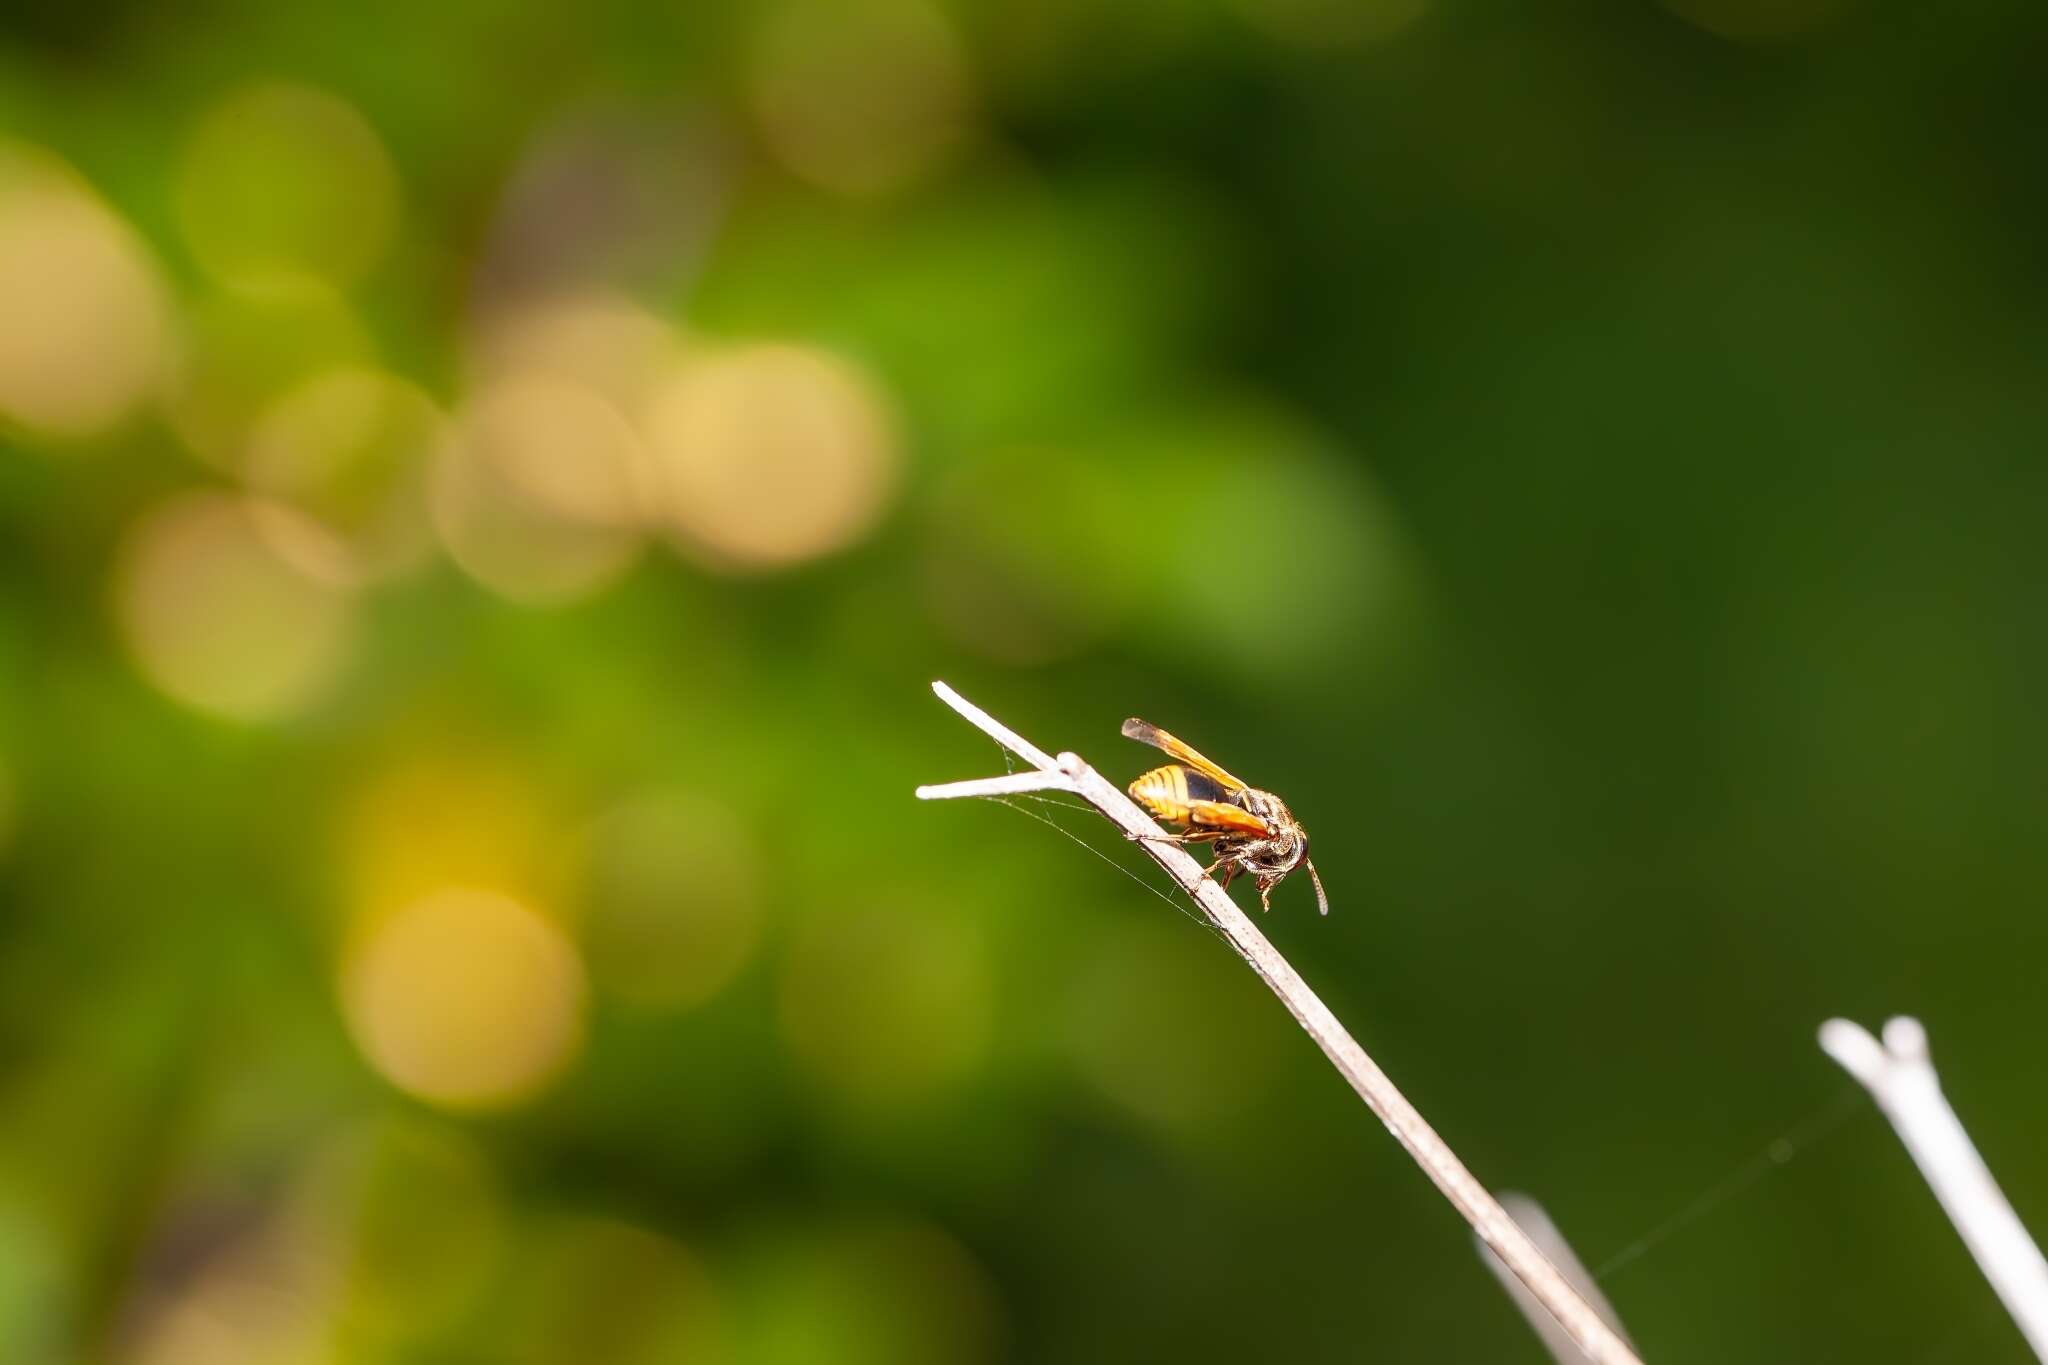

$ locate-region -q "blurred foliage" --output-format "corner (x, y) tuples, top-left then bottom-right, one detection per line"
(4, 0), (2048, 1361)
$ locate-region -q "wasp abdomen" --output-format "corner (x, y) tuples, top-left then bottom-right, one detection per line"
(1129, 763), (1228, 822)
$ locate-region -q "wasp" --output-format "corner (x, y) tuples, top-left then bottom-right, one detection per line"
(1122, 717), (1328, 916)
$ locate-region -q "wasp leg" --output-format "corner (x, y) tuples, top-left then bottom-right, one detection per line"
(1256, 877), (1276, 913)
(1133, 829), (1221, 847)
(1217, 860), (1239, 889)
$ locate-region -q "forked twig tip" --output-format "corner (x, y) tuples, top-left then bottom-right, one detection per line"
(1817, 1018), (1885, 1084)
(1881, 1015), (1929, 1060)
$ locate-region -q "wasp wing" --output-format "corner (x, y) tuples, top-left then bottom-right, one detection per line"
(1181, 799), (1271, 835)
(1121, 718), (1251, 792)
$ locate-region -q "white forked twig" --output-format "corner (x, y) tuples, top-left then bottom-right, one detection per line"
(916, 681), (1647, 1365)
(1821, 1016), (2048, 1362)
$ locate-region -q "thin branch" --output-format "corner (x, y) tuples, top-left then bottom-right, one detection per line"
(929, 680), (1063, 771)
(1478, 1193), (1638, 1364)
(915, 770), (1075, 801)
(917, 681), (1647, 1365)
(1821, 1016), (2048, 1362)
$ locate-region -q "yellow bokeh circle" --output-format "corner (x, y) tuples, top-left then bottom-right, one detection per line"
(342, 888), (586, 1110)
(175, 81), (401, 288)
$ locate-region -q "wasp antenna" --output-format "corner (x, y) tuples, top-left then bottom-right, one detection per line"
(1307, 859), (1330, 916)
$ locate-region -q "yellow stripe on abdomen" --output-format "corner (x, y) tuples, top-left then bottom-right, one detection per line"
(1128, 764), (1191, 822)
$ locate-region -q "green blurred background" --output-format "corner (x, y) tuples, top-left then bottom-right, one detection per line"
(3, 0), (2046, 1360)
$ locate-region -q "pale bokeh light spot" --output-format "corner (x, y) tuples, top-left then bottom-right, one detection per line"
(433, 376), (646, 604)
(469, 292), (686, 425)
(342, 887), (586, 1110)
(644, 344), (900, 571)
(174, 81), (401, 288)
(778, 903), (989, 1108)
(1231, 0), (1430, 46)
(246, 367), (446, 585)
(164, 279), (372, 471)
(751, 0), (973, 196)
(0, 142), (172, 439)
(113, 492), (358, 722)
(1660, 0), (1852, 42)
(579, 792), (765, 1011)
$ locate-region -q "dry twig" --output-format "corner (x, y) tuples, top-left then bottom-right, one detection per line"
(916, 681), (1646, 1365)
